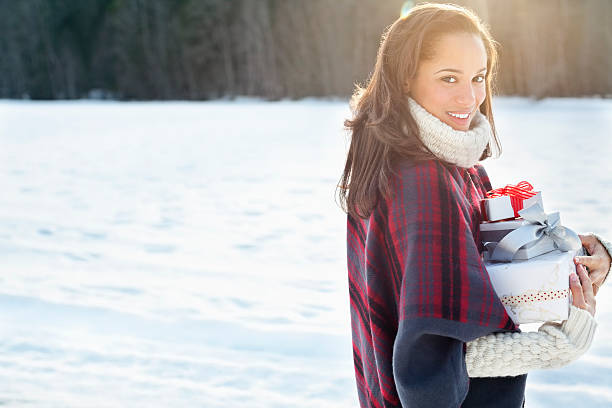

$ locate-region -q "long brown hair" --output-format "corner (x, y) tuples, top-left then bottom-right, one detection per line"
(337, 3), (501, 219)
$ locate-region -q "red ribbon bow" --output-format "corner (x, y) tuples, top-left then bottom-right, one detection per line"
(487, 181), (537, 199)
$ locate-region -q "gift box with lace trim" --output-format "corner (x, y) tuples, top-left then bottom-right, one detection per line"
(484, 248), (582, 324)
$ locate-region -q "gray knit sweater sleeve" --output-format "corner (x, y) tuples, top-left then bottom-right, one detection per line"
(465, 305), (597, 378)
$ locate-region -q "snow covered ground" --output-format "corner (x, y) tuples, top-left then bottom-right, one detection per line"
(0, 97), (610, 407)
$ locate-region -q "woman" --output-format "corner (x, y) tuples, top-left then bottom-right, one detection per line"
(338, 3), (612, 407)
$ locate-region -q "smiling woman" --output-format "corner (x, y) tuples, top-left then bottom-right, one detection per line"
(337, 3), (608, 408)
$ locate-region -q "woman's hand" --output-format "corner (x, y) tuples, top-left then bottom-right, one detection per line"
(570, 264), (596, 317)
(574, 234), (612, 295)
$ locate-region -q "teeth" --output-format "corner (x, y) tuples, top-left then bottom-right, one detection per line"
(448, 112), (469, 119)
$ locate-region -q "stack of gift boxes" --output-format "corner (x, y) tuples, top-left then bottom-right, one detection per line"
(480, 182), (583, 324)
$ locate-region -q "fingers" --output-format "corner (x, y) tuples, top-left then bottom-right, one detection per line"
(570, 272), (587, 309)
(577, 263), (595, 301)
(574, 255), (597, 270)
(574, 253), (607, 292)
(570, 263), (596, 311)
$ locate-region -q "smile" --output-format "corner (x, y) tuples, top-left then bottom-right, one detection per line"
(447, 111), (470, 119)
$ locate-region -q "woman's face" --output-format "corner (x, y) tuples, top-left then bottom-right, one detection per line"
(406, 32), (488, 131)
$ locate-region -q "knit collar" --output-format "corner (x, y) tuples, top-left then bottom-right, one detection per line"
(408, 97), (492, 168)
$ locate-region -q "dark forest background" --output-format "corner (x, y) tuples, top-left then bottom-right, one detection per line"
(1, 0), (611, 100)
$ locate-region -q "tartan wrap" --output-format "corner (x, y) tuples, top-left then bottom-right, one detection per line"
(347, 160), (518, 408)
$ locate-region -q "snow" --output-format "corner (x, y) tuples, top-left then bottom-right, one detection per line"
(0, 97), (610, 407)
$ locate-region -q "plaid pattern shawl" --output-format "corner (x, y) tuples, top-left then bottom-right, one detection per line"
(347, 160), (519, 408)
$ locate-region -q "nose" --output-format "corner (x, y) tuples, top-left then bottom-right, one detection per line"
(455, 82), (476, 107)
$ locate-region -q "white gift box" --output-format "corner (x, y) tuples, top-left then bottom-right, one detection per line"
(481, 191), (544, 222)
(481, 195), (514, 221)
(484, 249), (580, 324)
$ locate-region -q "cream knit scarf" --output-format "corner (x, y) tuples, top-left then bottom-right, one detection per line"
(407, 97), (492, 168)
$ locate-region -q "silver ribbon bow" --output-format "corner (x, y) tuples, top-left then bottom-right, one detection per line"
(488, 203), (582, 262)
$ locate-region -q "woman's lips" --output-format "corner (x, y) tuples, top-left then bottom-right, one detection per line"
(446, 109), (474, 128)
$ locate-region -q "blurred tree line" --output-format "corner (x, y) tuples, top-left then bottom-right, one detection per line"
(1, 0), (610, 100)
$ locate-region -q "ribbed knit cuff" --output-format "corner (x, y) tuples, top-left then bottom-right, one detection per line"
(591, 233), (612, 285)
(560, 305), (597, 352)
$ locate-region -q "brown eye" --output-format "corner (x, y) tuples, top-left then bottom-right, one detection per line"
(473, 75), (485, 83)
(442, 76), (457, 83)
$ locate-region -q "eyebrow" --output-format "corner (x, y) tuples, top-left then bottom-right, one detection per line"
(434, 67), (487, 74)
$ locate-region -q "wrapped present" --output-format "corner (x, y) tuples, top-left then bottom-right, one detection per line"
(481, 217), (557, 260)
(481, 181), (543, 221)
(480, 195), (514, 222)
(484, 204), (581, 263)
(482, 203), (583, 324)
(485, 248), (581, 324)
